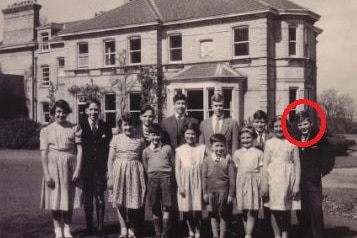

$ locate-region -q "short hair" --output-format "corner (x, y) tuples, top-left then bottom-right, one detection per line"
(181, 121), (200, 136)
(117, 112), (135, 128)
(148, 123), (163, 135)
(296, 110), (312, 123)
(270, 115), (290, 128)
(50, 100), (72, 115)
(85, 98), (101, 109)
(240, 126), (257, 139)
(209, 133), (227, 144)
(253, 110), (268, 121)
(211, 93), (224, 103)
(173, 92), (187, 103)
(140, 104), (155, 116)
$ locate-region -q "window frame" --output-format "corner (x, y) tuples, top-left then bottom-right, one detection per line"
(40, 32), (49, 52)
(169, 34), (182, 62)
(233, 26), (249, 57)
(42, 102), (50, 123)
(129, 37), (141, 64)
(104, 40), (116, 66)
(41, 65), (50, 86)
(288, 26), (297, 56)
(57, 57), (65, 76)
(104, 94), (117, 128)
(77, 42), (89, 68)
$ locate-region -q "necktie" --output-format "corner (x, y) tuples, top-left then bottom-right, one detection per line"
(214, 156), (220, 163)
(91, 121), (97, 136)
(258, 133), (264, 148)
(214, 118), (220, 134)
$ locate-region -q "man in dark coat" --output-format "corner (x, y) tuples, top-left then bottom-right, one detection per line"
(80, 98), (112, 235)
(294, 110), (334, 238)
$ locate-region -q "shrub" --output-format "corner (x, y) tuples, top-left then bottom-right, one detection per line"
(327, 135), (353, 156)
(0, 118), (40, 149)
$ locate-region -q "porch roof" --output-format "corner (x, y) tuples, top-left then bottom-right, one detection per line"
(167, 62), (246, 82)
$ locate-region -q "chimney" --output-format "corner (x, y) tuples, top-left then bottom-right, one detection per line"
(1, 0), (41, 46)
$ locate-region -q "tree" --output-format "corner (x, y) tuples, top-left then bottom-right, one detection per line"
(318, 89), (356, 134)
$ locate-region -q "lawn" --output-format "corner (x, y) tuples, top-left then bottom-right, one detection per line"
(0, 149), (357, 238)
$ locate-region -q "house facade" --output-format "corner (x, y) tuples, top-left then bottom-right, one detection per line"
(0, 0), (321, 127)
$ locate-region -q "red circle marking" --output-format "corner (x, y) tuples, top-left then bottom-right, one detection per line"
(281, 99), (326, 148)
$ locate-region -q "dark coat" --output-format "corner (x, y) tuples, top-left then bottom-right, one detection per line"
(80, 118), (113, 176)
(294, 128), (334, 183)
(161, 115), (199, 149)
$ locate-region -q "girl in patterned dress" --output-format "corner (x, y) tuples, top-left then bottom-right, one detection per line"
(107, 113), (146, 238)
(175, 122), (206, 238)
(261, 116), (301, 238)
(40, 100), (82, 238)
(233, 126), (264, 238)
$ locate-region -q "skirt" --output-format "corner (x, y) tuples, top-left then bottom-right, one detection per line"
(40, 150), (82, 211)
(236, 171), (261, 210)
(110, 159), (146, 209)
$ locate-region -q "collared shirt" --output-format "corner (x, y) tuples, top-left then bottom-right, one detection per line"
(149, 142), (162, 152)
(212, 114), (223, 133)
(175, 112), (186, 120)
(212, 152), (225, 163)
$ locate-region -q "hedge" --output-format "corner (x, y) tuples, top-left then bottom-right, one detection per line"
(0, 118), (40, 149)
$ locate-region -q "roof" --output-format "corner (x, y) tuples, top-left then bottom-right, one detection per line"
(169, 62), (245, 81)
(59, 0), (317, 36)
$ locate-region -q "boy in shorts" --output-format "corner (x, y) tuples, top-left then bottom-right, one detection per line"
(142, 124), (174, 238)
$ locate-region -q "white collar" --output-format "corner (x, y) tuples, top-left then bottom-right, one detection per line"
(88, 118), (98, 126)
(149, 143), (162, 151)
(212, 153), (225, 162)
(212, 114), (224, 121)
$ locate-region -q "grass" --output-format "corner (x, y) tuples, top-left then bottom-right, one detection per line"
(0, 149), (357, 237)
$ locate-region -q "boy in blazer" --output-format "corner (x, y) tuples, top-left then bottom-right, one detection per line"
(199, 93), (239, 154)
(80, 98), (113, 235)
(252, 110), (273, 151)
(137, 104), (156, 146)
(294, 110), (334, 238)
(161, 93), (199, 149)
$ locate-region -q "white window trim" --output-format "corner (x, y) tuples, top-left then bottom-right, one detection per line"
(104, 40), (116, 67)
(40, 32), (50, 53)
(104, 94), (117, 128)
(77, 42), (89, 68)
(41, 65), (50, 86)
(42, 102), (50, 123)
(169, 34), (182, 62)
(128, 92), (141, 114)
(128, 37), (141, 65)
(288, 26), (297, 56)
(57, 57), (65, 77)
(233, 26), (249, 58)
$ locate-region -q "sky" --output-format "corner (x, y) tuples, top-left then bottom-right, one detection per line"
(0, 0), (356, 99)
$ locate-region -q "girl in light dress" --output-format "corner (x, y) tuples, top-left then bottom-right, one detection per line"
(261, 116), (301, 238)
(40, 100), (82, 238)
(107, 113), (146, 238)
(175, 122), (206, 238)
(233, 126), (264, 238)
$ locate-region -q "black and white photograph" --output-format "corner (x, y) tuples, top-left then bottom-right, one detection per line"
(0, 0), (356, 237)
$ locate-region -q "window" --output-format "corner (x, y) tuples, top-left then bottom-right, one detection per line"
(234, 27), (249, 56)
(78, 42), (89, 67)
(222, 88), (233, 118)
(78, 103), (86, 122)
(169, 34), (182, 61)
(289, 87), (298, 121)
(186, 89), (204, 122)
(42, 102), (50, 123)
(105, 94), (117, 128)
(200, 40), (213, 58)
(304, 29), (310, 58)
(57, 57), (65, 76)
(289, 26), (297, 56)
(129, 37), (141, 64)
(41, 32), (49, 52)
(129, 92), (142, 121)
(41, 66), (50, 86)
(104, 40), (116, 66)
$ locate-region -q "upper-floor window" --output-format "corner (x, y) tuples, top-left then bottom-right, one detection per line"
(234, 27), (249, 56)
(78, 42), (89, 68)
(200, 40), (213, 58)
(40, 32), (49, 52)
(104, 40), (116, 66)
(289, 87), (298, 121)
(304, 28), (310, 58)
(57, 57), (65, 76)
(289, 26), (297, 56)
(169, 34), (182, 61)
(41, 65), (50, 86)
(129, 37), (141, 64)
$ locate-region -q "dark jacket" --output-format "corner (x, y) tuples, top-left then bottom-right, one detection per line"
(294, 128), (334, 183)
(80, 118), (113, 175)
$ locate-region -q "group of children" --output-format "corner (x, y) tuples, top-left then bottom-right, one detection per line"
(40, 94), (331, 238)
